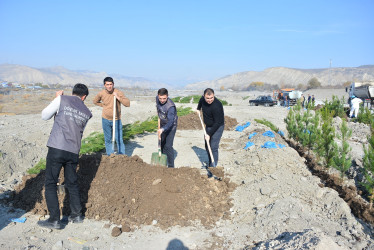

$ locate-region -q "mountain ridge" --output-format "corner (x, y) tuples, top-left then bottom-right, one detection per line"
(186, 65), (374, 90)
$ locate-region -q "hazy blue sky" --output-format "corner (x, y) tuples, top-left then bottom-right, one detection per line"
(0, 0), (373, 85)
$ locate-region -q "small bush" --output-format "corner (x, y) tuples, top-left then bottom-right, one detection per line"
(323, 96), (346, 118)
(180, 96), (192, 103)
(171, 96), (182, 102)
(356, 107), (374, 126)
(27, 158), (46, 174)
(255, 119), (279, 132)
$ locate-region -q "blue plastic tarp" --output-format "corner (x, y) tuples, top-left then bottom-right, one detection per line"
(278, 131), (284, 137)
(11, 217), (26, 223)
(248, 132), (257, 139)
(278, 144), (286, 149)
(261, 141), (277, 149)
(262, 131), (275, 138)
(235, 122), (251, 132)
(244, 141), (255, 149)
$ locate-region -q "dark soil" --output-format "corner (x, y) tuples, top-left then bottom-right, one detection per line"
(285, 139), (374, 224)
(9, 153), (236, 229)
(178, 113), (238, 131)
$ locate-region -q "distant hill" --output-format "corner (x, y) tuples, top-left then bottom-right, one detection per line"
(186, 65), (374, 90)
(0, 64), (162, 88)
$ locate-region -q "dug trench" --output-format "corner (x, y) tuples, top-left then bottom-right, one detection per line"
(7, 153), (236, 230)
(286, 139), (374, 224)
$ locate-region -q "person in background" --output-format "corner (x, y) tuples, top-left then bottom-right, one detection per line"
(301, 94), (306, 108)
(197, 88), (225, 167)
(38, 83), (92, 230)
(156, 88), (178, 168)
(350, 95), (363, 118)
(93, 77), (130, 155)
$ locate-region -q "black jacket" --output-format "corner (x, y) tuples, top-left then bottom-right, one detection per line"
(197, 96), (224, 136)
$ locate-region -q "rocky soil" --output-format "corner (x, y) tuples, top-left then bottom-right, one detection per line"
(0, 89), (373, 249)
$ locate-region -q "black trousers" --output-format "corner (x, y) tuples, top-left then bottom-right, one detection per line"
(45, 147), (81, 221)
(161, 126), (177, 168)
(205, 125), (224, 167)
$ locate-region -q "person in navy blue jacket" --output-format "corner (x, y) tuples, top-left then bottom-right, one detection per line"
(156, 88), (178, 168)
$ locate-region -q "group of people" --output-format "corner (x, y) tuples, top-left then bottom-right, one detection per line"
(300, 94), (315, 108)
(38, 77), (225, 230)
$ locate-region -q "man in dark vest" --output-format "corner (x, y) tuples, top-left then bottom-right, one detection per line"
(156, 88), (178, 168)
(197, 88), (225, 167)
(38, 83), (92, 230)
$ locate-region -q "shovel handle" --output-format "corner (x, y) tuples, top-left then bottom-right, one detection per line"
(112, 96), (116, 142)
(197, 110), (215, 166)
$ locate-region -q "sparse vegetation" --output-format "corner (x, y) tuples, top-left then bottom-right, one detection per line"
(323, 96), (346, 118)
(356, 107), (374, 126)
(362, 130), (374, 207)
(27, 158), (46, 175)
(333, 120), (352, 178)
(254, 118), (279, 132)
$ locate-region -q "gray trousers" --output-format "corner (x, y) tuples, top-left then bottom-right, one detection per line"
(205, 125), (224, 167)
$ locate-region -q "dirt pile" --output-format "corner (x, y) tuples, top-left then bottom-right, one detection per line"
(9, 153), (236, 229)
(178, 113), (238, 130)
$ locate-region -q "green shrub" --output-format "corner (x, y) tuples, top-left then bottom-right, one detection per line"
(179, 96), (192, 103)
(254, 119), (279, 132)
(80, 132), (105, 154)
(27, 158), (46, 175)
(323, 95), (346, 118)
(356, 107), (374, 126)
(171, 96), (182, 102)
(192, 95), (202, 104)
(333, 120), (352, 178)
(362, 132), (374, 206)
(177, 107), (193, 116)
(315, 107), (337, 168)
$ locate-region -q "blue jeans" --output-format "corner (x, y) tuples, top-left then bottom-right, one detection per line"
(102, 118), (125, 155)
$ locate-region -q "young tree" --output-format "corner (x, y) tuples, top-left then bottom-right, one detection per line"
(362, 132), (374, 208)
(315, 107), (337, 168)
(333, 120), (352, 178)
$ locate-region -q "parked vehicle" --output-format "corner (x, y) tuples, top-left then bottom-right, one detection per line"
(249, 96), (277, 107)
(346, 81), (374, 109)
(273, 88), (302, 106)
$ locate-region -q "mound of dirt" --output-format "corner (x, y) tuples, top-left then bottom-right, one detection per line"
(9, 154), (236, 229)
(178, 113), (238, 130)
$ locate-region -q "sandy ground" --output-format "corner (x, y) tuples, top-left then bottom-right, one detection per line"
(0, 88), (373, 249)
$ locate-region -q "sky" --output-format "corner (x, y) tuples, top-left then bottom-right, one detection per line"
(0, 0), (373, 85)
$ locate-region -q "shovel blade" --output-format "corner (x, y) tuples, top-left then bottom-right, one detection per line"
(151, 152), (167, 166)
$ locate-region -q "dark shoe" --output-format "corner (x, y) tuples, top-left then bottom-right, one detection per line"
(68, 215), (84, 223)
(37, 219), (62, 230)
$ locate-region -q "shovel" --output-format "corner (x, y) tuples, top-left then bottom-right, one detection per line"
(197, 111), (216, 167)
(197, 111), (222, 181)
(151, 119), (167, 166)
(112, 96), (117, 154)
